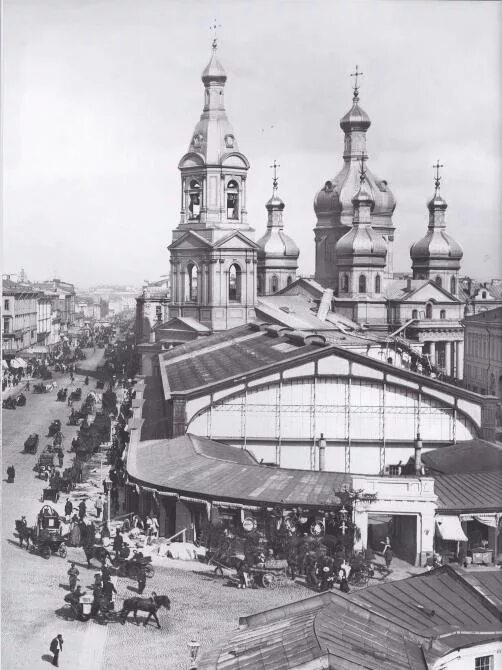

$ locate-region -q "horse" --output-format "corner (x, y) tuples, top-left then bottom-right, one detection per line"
(15, 519), (34, 549)
(119, 593), (171, 628)
(83, 544), (113, 569)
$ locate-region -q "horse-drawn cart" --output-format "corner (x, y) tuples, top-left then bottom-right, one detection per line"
(24, 433), (39, 454)
(116, 554), (155, 580)
(248, 559), (289, 588)
(15, 505), (67, 559)
(35, 450), (54, 479)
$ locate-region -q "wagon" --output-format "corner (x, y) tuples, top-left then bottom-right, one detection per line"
(35, 450), (55, 477)
(115, 555), (155, 580)
(42, 486), (60, 503)
(248, 559), (289, 589)
(24, 433), (40, 454)
(69, 388), (82, 401)
(48, 419), (62, 437)
(57, 388), (68, 402)
(27, 505), (68, 560)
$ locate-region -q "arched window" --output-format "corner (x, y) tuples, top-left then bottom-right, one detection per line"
(341, 274), (349, 293)
(450, 277), (456, 294)
(482, 291), (487, 299)
(412, 309), (418, 319)
(358, 275), (367, 293)
(155, 305), (162, 321)
(226, 180), (239, 220)
(375, 274), (381, 293)
(435, 276), (442, 288)
(271, 275), (279, 294)
(188, 179), (201, 220)
(185, 263), (198, 302)
(425, 302), (433, 319)
(440, 309), (446, 320)
(228, 264), (241, 302)
(287, 275), (293, 286)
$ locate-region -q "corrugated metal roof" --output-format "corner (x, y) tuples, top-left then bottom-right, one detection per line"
(127, 434), (351, 507)
(423, 440), (502, 474)
(433, 471), (502, 512)
(198, 567), (502, 670)
(462, 571), (502, 611)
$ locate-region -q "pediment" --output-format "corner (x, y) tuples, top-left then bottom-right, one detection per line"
(221, 152), (250, 169)
(178, 152), (205, 169)
(213, 230), (261, 250)
(403, 281), (460, 303)
(168, 231), (213, 251)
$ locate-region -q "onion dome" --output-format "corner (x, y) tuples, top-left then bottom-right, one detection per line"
(410, 169), (463, 267)
(340, 101), (371, 133)
(201, 39), (227, 85)
(257, 171), (299, 262)
(335, 173), (387, 264)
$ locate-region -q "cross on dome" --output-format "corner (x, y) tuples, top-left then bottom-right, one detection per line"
(433, 160), (444, 193)
(350, 65), (364, 102)
(210, 19), (221, 50)
(270, 160), (280, 192)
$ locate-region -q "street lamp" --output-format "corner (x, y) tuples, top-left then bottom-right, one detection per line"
(188, 640), (200, 669)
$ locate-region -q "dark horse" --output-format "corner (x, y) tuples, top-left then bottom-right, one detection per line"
(83, 544), (113, 568)
(119, 593), (170, 628)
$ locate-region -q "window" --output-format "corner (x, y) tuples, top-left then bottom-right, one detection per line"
(435, 276), (442, 287)
(3, 318), (9, 334)
(188, 179), (201, 220)
(4, 299), (9, 311)
(228, 264), (241, 302)
(425, 303), (433, 319)
(155, 305), (162, 321)
(412, 309), (418, 319)
(271, 275), (279, 294)
(482, 291), (487, 299)
(358, 275), (367, 293)
(186, 263), (198, 302)
(375, 275), (381, 293)
(287, 275), (293, 286)
(475, 655), (494, 670)
(226, 180), (239, 220)
(450, 276), (456, 294)
(341, 274), (349, 293)
(440, 309), (446, 320)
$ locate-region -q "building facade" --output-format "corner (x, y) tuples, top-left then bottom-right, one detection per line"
(463, 306), (502, 399)
(2, 279), (40, 353)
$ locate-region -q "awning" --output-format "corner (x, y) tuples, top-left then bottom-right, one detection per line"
(436, 515), (468, 542)
(10, 358), (27, 369)
(473, 514), (498, 528)
(2, 360), (8, 369)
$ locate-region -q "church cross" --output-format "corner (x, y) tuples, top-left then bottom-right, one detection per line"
(433, 160), (444, 191)
(270, 160), (280, 191)
(350, 65), (364, 100)
(210, 19), (221, 50)
(359, 153), (368, 183)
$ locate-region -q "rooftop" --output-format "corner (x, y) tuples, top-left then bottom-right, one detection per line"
(198, 566), (502, 670)
(423, 439), (502, 474)
(127, 433), (351, 507)
(432, 470), (502, 512)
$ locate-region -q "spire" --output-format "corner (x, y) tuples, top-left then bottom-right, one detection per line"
(427, 160), (448, 223)
(201, 23), (226, 87)
(266, 160), (285, 224)
(340, 65), (371, 135)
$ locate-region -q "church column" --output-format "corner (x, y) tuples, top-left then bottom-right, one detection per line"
(429, 341), (436, 367)
(456, 340), (464, 380)
(445, 341), (452, 376)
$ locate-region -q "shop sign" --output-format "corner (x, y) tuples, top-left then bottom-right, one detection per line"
(242, 517), (257, 532)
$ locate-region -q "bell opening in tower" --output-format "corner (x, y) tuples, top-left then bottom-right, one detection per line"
(188, 180), (201, 221)
(228, 264), (241, 302)
(226, 180), (239, 220)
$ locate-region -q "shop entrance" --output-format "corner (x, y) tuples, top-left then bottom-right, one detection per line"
(368, 513), (417, 565)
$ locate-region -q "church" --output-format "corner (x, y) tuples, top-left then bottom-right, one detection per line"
(137, 39), (466, 382)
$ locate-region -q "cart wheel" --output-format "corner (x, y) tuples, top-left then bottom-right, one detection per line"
(58, 543), (67, 558)
(145, 564), (155, 578)
(261, 573), (276, 589)
(41, 545), (51, 560)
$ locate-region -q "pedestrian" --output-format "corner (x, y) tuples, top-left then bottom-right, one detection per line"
(101, 564), (111, 583)
(101, 522), (110, 540)
(94, 573), (102, 588)
(67, 562), (79, 592)
(112, 529), (123, 554)
(95, 494), (103, 519)
(384, 546), (393, 570)
(137, 564), (147, 595)
(49, 634), (63, 667)
(78, 499), (87, 521)
(102, 577), (117, 608)
(67, 396), (72, 408)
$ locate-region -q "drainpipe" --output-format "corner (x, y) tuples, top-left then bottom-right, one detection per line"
(318, 433), (327, 472)
(414, 432), (423, 475)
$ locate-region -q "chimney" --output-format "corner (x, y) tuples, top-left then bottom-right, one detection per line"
(317, 289), (333, 322)
(414, 432), (423, 475)
(318, 433), (327, 471)
(406, 277), (412, 292)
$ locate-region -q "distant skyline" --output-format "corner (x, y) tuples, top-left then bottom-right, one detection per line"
(3, 0), (501, 286)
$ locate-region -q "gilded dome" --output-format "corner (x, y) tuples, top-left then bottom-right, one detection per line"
(410, 230), (463, 262)
(335, 224), (387, 260)
(256, 230), (300, 259)
(201, 47), (227, 85)
(340, 101), (371, 133)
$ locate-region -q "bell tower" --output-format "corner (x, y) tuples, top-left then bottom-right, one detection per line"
(169, 36), (259, 331)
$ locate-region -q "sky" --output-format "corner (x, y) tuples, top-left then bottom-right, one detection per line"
(3, 0), (501, 287)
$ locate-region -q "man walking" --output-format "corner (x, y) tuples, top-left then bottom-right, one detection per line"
(137, 564), (147, 595)
(95, 494), (103, 519)
(49, 634), (63, 667)
(64, 498), (73, 520)
(384, 545), (393, 570)
(67, 562), (79, 592)
(78, 499), (87, 521)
